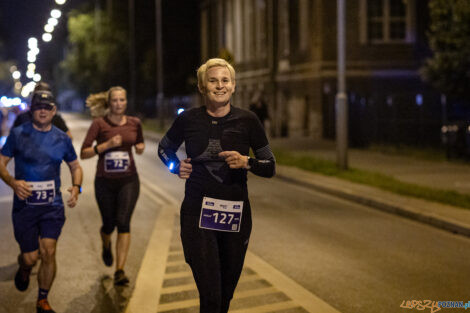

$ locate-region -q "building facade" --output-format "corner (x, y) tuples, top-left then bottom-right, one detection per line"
(200, 0), (441, 146)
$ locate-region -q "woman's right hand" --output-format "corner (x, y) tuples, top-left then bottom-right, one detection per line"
(107, 134), (122, 149)
(178, 158), (192, 179)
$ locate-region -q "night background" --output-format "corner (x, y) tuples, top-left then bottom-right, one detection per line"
(0, 0), (200, 115)
(1, 1), (470, 313)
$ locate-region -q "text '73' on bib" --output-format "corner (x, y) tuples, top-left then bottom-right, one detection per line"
(199, 197), (243, 232)
(105, 151), (130, 173)
(26, 180), (55, 205)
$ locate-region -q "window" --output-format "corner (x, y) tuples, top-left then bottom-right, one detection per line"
(360, 0), (415, 43)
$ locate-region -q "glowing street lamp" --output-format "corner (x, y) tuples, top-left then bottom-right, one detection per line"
(48, 18), (58, 26)
(42, 33), (52, 42)
(12, 71), (21, 80)
(27, 54), (36, 63)
(51, 9), (61, 19)
(33, 73), (42, 82)
(44, 24), (54, 33)
(55, 0), (66, 4)
(28, 37), (38, 48)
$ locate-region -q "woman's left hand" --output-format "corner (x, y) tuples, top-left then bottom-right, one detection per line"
(219, 151), (249, 169)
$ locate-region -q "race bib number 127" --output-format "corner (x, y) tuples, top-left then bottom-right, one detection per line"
(199, 197), (243, 232)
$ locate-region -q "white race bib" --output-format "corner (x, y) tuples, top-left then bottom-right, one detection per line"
(104, 151), (130, 173)
(26, 180), (55, 205)
(199, 197), (243, 232)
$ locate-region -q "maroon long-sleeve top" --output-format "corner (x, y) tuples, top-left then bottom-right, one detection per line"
(81, 116), (144, 179)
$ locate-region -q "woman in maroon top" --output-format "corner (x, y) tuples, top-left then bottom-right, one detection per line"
(81, 86), (145, 285)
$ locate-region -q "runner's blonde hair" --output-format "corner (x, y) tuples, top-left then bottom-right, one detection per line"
(85, 92), (108, 118)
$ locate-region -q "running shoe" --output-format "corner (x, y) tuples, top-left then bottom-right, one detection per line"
(114, 269), (129, 286)
(36, 299), (56, 313)
(102, 243), (113, 267)
(14, 255), (31, 292)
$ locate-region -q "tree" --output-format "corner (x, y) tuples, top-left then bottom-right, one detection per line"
(60, 9), (129, 95)
(421, 0), (470, 101)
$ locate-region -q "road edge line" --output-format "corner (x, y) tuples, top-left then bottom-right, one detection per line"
(245, 251), (342, 313)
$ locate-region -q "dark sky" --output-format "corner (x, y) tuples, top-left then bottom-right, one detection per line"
(0, 1), (82, 60)
(0, 0), (200, 97)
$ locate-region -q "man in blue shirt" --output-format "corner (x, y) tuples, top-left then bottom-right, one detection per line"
(0, 91), (83, 313)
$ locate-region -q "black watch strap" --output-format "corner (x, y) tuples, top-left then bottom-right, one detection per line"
(73, 184), (82, 194)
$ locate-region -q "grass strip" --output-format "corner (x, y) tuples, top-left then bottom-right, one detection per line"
(274, 148), (470, 210)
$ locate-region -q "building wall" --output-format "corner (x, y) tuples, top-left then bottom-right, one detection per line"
(200, 0), (440, 145)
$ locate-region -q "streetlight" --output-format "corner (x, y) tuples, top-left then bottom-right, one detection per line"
(12, 71), (21, 80)
(51, 9), (61, 19)
(33, 74), (42, 82)
(27, 54), (36, 63)
(28, 37), (38, 48)
(42, 33), (53, 42)
(48, 17), (59, 26)
(45, 24), (54, 33)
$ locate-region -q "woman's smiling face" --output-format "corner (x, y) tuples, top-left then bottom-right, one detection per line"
(204, 66), (236, 106)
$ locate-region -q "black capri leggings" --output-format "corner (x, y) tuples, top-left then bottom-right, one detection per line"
(180, 202), (252, 313)
(94, 175), (140, 234)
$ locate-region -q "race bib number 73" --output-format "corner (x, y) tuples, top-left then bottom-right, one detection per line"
(26, 180), (55, 205)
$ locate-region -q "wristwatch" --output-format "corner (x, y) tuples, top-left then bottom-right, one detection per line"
(73, 184), (82, 194)
(247, 156), (254, 170)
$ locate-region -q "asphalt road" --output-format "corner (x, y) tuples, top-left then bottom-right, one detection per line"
(0, 114), (469, 313)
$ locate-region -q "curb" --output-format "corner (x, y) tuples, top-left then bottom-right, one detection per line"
(275, 166), (470, 238)
(144, 129), (470, 238)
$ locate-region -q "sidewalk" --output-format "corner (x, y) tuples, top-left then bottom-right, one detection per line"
(270, 137), (470, 238)
(145, 129), (470, 237)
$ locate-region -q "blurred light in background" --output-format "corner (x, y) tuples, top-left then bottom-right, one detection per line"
(27, 63), (36, 72)
(55, 0), (67, 5)
(44, 24), (54, 33)
(12, 71), (21, 80)
(21, 82), (37, 98)
(42, 33), (52, 42)
(48, 18), (58, 27)
(177, 108), (185, 115)
(51, 9), (61, 19)
(26, 70), (34, 79)
(28, 37), (38, 48)
(0, 96), (23, 107)
(33, 74), (42, 82)
(416, 94), (423, 106)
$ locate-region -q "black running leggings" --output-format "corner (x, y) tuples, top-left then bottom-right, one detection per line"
(180, 206), (252, 313)
(94, 175), (140, 234)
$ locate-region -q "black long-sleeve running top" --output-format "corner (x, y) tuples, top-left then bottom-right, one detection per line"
(158, 106), (275, 215)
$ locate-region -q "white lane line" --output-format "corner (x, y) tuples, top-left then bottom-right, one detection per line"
(132, 178), (342, 313)
(245, 252), (342, 313)
(160, 274), (262, 295)
(230, 301), (298, 313)
(158, 286), (280, 312)
(124, 188), (176, 313)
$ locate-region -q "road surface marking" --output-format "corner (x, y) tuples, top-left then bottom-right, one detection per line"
(127, 178), (342, 313)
